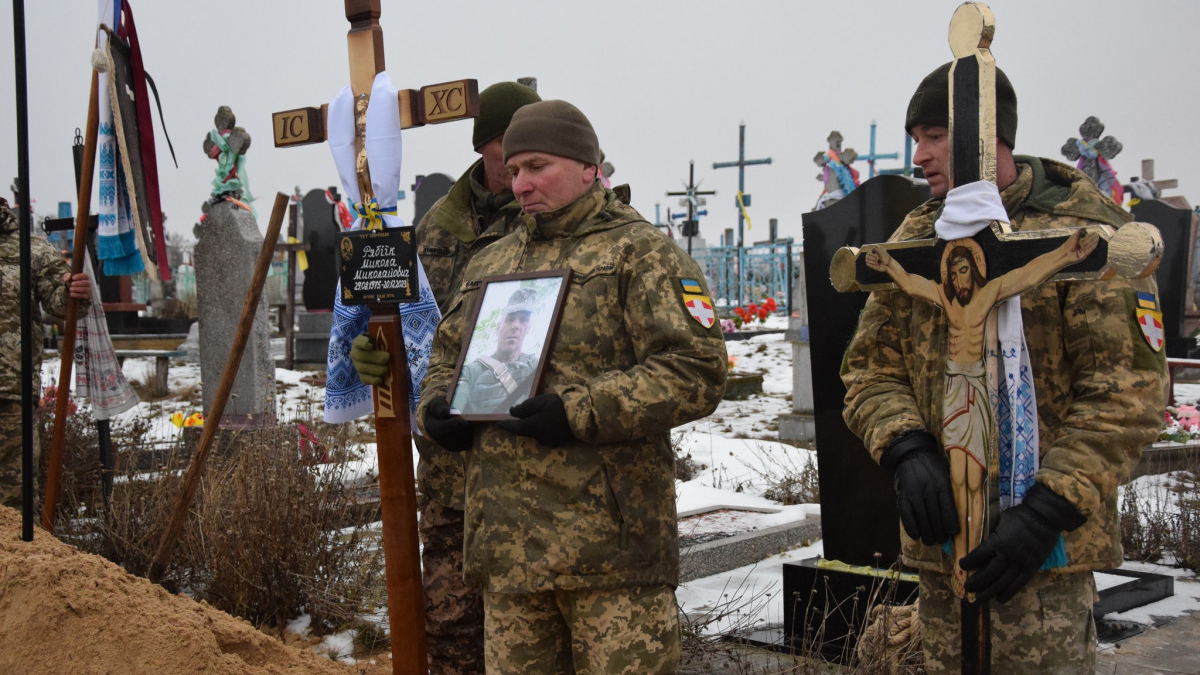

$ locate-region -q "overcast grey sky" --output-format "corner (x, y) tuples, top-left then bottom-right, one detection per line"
(2, 1), (1197, 248)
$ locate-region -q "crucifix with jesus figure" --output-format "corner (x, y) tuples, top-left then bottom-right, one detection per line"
(271, 3), (479, 674)
(830, 3), (1162, 673)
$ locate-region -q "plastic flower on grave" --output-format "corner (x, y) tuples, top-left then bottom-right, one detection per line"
(757, 307), (769, 323)
(184, 412), (204, 427)
(720, 318), (736, 334)
(734, 306), (746, 319)
(38, 386), (77, 417)
(170, 411), (184, 428)
(1176, 404), (1199, 428)
(727, 355), (739, 372)
(748, 303), (759, 316)
(764, 297), (778, 312)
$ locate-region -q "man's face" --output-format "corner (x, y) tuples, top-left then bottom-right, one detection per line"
(477, 136), (509, 194)
(506, 151), (595, 214)
(950, 255), (975, 304)
(495, 310), (531, 360)
(912, 124), (950, 199)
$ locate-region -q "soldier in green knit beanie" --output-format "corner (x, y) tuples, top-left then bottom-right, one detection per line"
(349, 80), (540, 675)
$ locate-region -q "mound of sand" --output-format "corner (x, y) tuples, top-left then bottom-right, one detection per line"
(0, 506), (361, 675)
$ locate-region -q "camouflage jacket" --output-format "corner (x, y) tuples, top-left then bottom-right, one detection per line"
(417, 182), (728, 592)
(414, 160), (525, 509)
(841, 157), (1168, 574)
(0, 204), (75, 401)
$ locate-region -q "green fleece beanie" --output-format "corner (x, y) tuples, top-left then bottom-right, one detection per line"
(502, 100), (600, 166)
(905, 62), (1017, 149)
(472, 82), (542, 150)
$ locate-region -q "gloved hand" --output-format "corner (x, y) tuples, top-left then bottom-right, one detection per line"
(880, 430), (958, 547)
(497, 394), (574, 448)
(350, 334), (390, 385)
(423, 398), (473, 452)
(961, 482), (1085, 603)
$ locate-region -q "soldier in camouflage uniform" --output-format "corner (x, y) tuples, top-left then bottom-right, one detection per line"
(352, 81), (540, 675)
(0, 198), (91, 510)
(416, 100), (727, 675)
(449, 288), (540, 415)
(841, 64), (1168, 674)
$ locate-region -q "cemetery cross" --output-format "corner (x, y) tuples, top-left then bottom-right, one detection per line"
(271, 3), (478, 674)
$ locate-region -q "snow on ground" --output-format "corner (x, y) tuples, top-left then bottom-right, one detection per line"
(43, 311), (1200, 651)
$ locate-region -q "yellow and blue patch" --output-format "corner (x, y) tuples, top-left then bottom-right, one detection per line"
(1135, 291), (1164, 352)
(676, 278), (715, 329)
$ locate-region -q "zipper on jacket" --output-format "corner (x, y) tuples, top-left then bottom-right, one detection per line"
(600, 462), (629, 549)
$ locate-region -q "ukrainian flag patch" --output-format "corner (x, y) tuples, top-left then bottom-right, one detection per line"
(676, 278), (716, 329)
(1135, 291), (1164, 352)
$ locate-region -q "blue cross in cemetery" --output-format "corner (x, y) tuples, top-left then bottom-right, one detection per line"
(713, 123), (771, 306)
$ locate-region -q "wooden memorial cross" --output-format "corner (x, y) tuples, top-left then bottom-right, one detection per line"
(830, 3), (1162, 673)
(271, 3), (478, 674)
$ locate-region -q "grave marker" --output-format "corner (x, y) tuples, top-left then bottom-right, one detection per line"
(270, 4), (478, 672)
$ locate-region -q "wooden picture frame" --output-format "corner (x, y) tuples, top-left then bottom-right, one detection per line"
(447, 270), (572, 420)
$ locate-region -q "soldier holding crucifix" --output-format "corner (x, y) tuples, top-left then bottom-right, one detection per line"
(841, 56), (1167, 674)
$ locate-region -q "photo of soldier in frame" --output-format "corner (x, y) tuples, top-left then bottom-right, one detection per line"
(447, 270), (571, 420)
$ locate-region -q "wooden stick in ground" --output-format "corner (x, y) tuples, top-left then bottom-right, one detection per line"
(147, 192), (288, 583)
(42, 69), (100, 533)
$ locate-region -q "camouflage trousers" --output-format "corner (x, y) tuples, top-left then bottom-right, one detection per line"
(420, 497), (485, 675)
(919, 568), (1097, 674)
(0, 401), (38, 511)
(483, 584), (680, 675)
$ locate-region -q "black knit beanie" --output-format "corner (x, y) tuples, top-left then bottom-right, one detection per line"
(472, 82), (542, 150)
(502, 100), (600, 166)
(905, 62), (1017, 149)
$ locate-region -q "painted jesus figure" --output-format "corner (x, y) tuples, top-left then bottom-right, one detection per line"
(863, 227), (1098, 596)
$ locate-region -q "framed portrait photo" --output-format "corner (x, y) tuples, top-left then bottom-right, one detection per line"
(447, 270), (572, 420)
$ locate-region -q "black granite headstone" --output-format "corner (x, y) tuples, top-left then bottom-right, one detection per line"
(1131, 199), (1195, 357)
(801, 174), (931, 567)
(413, 173), (454, 226)
(301, 188), (341, 311)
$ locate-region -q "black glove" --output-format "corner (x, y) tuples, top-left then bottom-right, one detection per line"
(423, 398), (473, 452)
(350, 334), (390, 385)
(497, 394), (574, 448)
(880, 430), (958, 547)
(960, 482), (1085, 603)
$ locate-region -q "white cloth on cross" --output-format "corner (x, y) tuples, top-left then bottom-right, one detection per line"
(934, 180), (1040, 509)
(323, 72), (442, 425)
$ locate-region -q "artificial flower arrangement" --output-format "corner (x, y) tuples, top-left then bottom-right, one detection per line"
(1160, 404), (1200, 443)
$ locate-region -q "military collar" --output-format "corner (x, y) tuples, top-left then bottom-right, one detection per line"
(520, 182), (611, 240)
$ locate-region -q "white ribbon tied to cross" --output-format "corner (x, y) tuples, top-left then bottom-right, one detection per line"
(934, 180), (1039, 510)
(324, 72), (442, 424)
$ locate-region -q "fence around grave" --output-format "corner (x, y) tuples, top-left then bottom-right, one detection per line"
(690, 241), (805, 317)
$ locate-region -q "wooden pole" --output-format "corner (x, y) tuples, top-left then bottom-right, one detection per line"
(41, 69), (99, 532)
(147, 192), (288, 582)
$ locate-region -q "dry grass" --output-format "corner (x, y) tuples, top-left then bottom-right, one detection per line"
(38, 397), (385, 635)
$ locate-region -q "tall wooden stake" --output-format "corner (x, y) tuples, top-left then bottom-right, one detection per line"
(41, 68), (100, 533)
(147, 192), (288, 582)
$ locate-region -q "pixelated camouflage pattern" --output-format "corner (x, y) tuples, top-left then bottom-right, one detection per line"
(420, 497), (485, 675)
(418, 182), (727, 593)
(0, 203), (74, 402)
(841, 157), (1168, 574)
(918, 568), (1096, 674)
(0, 403), (38, 510)
(483, 584), (680, 675)
(415, 159), (524, 509)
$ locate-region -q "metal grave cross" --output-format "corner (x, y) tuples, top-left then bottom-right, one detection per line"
(829, 3), (1162, 673)
(666, 160), (716, 255)
(271, 3), (478, 673)
(713, 122), (771, 306)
